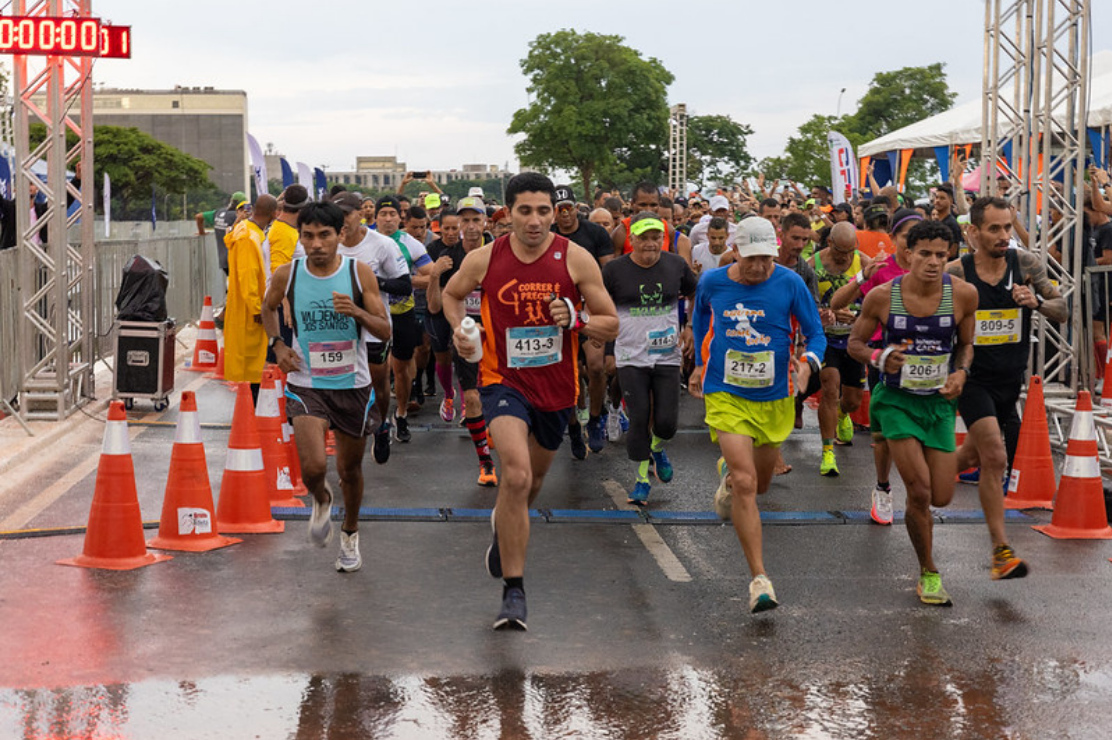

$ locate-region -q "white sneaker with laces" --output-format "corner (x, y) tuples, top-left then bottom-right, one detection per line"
(335, 530), (362, 572)
(870, 485), (894, 525)
(713, 457), (732, 520)
(749, 574), (779, 613)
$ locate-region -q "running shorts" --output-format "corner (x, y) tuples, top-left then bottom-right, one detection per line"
(869, 383), (956, 452)
(285, 383), (379, 439)
(704, 392), (794, 447)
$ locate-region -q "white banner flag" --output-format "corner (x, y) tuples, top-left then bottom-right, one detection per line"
(827, 131), (859, 205)
(103, 171), (111, 237)
(246, 133), (268, 198)
(296, 162), (313, 192)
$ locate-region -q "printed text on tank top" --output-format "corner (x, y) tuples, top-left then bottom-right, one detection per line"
(882, 275), (955, 395)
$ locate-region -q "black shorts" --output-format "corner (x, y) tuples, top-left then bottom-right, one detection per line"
(425, 312), (453, 354)
(285, 383), (380, 439)
(822, 344), (866, 389)
(367, 339), (391, 366)
(390, 309), (422, 361)
(480, 383), (572, 451)
(958, 377), (1021, 430)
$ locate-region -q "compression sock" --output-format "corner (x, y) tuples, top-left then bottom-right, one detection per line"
(436, 362), (454, 400)
(651, 434), (665, 453)
(822, 439), (834, 453)
(636, 459), (651, 484)
(465, 415), (493, 464)
(503, 577), (524, 597)
(877, 481), (891, 492)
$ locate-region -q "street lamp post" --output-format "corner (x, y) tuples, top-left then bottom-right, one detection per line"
(836, 87), (847, 117)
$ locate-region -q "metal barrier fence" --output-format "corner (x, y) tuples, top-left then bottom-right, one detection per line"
(1, 228), (224, 413)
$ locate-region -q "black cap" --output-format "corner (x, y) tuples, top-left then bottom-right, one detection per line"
(375, 195), (403, 214)
(554, 185), (576, 205)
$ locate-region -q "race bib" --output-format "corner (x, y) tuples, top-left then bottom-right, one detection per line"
(900, 353), (949, 392)
(975, 309), (1020, 345)
(309, 340), (355, 378)
(647, 326), (677, 356)
(506, 326), (561, 368)
(465, 290), (482, 316)
(723, 350), (774, 388)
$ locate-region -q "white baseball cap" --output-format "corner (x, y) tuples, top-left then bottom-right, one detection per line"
(733, 217), (779, 258)
(708, 195), (730, 212)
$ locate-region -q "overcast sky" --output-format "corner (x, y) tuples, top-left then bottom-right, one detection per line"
(85, 1), (1112, 174)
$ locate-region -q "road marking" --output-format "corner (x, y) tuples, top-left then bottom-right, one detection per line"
(0, 373), (211, 532)
(602, 479), (692, 583)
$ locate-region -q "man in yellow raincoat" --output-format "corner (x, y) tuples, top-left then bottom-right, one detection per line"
(223, 194), (277, 388)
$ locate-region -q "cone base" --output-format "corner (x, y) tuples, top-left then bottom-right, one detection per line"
(186, 364), (217, 373)
(292, 482), (308, 495)
(1032, 523), (1112, 539)
(217, 519), (285, 534)
(148, 534), (242, 552)
(1005, 497), (1054, 511)
(57, 552), (173, 570)
(269, 497), (306, 508)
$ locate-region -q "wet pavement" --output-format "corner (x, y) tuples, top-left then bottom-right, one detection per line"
(2, 361), (1111, 738)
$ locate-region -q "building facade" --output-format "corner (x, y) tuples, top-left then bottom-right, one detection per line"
(330, 156), (513, 192)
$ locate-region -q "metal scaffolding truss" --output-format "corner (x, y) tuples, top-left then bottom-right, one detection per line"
(668, 104), (687, 196)
(981, 0), (1090, 393)
(12, 0), (97, 420)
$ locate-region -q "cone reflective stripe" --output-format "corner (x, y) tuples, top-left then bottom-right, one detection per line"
(58, 402), (173, 570)
(187, 296), (220, 372)
(1006, 376), (1056, 510)
(216, 383), (285, 534)
(1034, 391), (1112, 539)
(149, 392), (241, 552)
(257, 370), (303, 508)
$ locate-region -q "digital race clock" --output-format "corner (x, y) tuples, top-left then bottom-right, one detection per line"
(0, 16), (131, 58)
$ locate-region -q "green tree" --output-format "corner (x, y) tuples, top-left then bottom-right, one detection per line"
(842, 63), (956, 142)
(508, 30), (674, 198)
(686, 114), (754, 190)
(779, 114), (843, 187)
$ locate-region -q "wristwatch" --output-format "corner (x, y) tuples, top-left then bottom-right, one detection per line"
(268, 336), (283, 350)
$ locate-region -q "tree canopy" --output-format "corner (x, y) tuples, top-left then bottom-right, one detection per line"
(508, 30), (674, 198)
(686, 114), (754, 190)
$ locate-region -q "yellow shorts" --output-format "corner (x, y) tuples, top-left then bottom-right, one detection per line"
(705, 392), (795, 448)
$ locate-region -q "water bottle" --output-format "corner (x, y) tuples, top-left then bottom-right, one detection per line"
(460, 317), (482, 363)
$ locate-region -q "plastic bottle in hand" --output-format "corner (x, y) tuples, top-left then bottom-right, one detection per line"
(460, 317), (482, 363)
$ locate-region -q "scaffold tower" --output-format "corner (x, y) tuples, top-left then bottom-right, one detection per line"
(668, 104), (687, 196)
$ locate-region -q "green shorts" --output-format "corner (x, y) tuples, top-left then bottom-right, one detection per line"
(705, 392), (795, 448)
(869, 383), (956, 451)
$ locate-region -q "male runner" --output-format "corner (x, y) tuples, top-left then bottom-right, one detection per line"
(263, 201), (391, 572)
(690, 216), (826, 613)
(444, 173), (619, 631)
(946, 196), (1066, 579)
(848, 220), (978, 606)
(809, 222), (872, 476)
(603, 211), (697, 504)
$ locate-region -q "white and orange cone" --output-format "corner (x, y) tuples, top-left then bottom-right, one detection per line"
(257, 369), (303, 508)
(216, 383), (285, 534)
(187, 296), (220, 372)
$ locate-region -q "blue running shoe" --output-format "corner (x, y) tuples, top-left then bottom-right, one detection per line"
(619, 407), (630, 434)
(586, 417), (606, 453)
(958, 468), (980, 484)
(628, 480), (651, 505)
(493, 587), (528, 631)
(651, 449), (674, 482)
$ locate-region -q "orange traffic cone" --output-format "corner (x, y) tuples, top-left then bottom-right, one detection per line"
(207, 345), (226, 381)
(850, 388), (870, 429)
(148, 392), (242, 551)
(58, 402), (173, 570)
(271, 369), (307, 495)
(187, 296), (220, 372)
(1006, 376), (1056, 510)
(1033, 391), (1112, 539)
(216, 383), (285, 534)
(257, 369), (303, 508)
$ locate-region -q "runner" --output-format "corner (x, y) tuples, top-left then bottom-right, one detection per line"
(603, 211), (698, 504)
(262, 201), (391, 572)
(831, 208), (921, 525)
(690, 216), (826, 613)
(946, 196), (1066, 579)
(809, 222), (873, 476)
(444, 172), (619, 631)
(848, 220), (978, 606)
(426, 199), (498, 486)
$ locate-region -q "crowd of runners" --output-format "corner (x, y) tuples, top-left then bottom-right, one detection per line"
(215, 164), (1091, 631)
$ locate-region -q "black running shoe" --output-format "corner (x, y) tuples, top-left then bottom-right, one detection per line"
(485, 509), (502, 578)
(373, 422), (391, 464)
(493, 587), (527, 631)
(568, 423), (587, 460)
(394, 414), (411, 443)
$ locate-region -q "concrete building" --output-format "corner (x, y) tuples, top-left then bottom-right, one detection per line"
(92, 87), (248, 196)
(330, 156), (513, 192)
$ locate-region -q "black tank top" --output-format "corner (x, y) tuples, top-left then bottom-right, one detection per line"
(961, 250), (1030, 383)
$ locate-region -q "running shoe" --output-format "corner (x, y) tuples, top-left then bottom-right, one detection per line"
(606, 407), (622, 442)
(309, 483), (334, 548)
(749, 574), (779, 613)
(439, 397), (454, 423)
(335, 530), (361, 572)
(917, 570), (953, 606)
(568, 424), (587, 460)
(586, 417), (606, 453)
(373, 422), (391, 464)
(836, 412), (854, 445)
(619, 406), (630, 434)
(628, 480), (651, 506)
(651, 449), (674, 483)
(820, 448), (840, 477)
(493, 587), (528, 631)
(991, 544), (1029, 580)
(393, 413), (411, 443)
(478, 461), (498, 487)
(958, 468), (980, 484)
(714, 457), (732, 520)
(576, 407), (589, 426)
(870, 485), (894, 525)
(485, 509), (502, 579)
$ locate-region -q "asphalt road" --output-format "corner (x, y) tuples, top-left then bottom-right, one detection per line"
(1, 371), (1111, 739)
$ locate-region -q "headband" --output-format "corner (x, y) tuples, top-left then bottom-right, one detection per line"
(890, 214), (924, 235)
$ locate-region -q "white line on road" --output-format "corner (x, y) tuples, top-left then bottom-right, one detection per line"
(602, 479), (692, 583)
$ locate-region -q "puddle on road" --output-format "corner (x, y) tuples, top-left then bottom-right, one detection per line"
(1, 658), (1108, 739)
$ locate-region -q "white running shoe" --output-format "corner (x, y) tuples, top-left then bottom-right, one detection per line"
(870, 485), (894, 525)
(749, 574), (779, 613)
(335, 530), (362, 572)
(714, 457), (732, 520)
(309, 483), (334, 548)
(606, 405), (622, 442)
